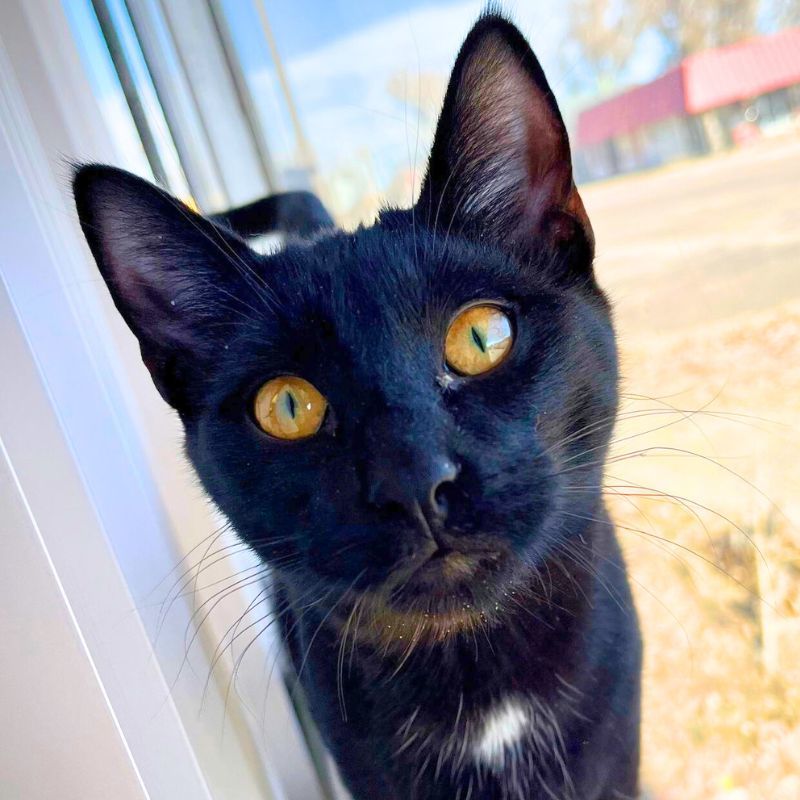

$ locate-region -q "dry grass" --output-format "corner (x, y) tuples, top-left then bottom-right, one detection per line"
(582, 137), (800, 799)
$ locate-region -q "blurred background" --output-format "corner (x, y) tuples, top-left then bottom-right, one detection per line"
(1, 1), (798, 799)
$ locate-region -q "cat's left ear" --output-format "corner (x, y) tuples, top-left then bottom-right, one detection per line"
(417, 14), (593, 267)
(73, 165), (260, 411)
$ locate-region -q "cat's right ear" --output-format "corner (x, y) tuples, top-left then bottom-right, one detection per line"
(73, 165), (257, 411)
(416, 15), (593, 273)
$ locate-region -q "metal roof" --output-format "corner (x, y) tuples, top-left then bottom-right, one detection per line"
(576, 27), (800, 147)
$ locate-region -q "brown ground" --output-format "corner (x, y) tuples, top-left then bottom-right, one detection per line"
(581, 137), (800, 800)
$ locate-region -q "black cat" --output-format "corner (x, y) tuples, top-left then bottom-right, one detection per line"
(74, 13), (641, 800)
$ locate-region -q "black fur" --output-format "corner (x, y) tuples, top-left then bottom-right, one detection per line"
(73, 13), (640, 800)
(211, 190), (334, 238)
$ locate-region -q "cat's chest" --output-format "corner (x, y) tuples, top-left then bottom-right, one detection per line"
(470, 697), (531, 769)
(390, 693), (574, 797)
(407, 695), (534, 766)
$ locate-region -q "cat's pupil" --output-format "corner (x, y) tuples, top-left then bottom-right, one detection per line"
(471, 326), (486, 353)
(284, 390), (297, 419)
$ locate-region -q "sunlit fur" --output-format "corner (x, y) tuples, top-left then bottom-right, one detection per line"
(73, 12), (642, 800)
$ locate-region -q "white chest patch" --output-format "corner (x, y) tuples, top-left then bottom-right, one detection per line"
(472, 697), (530, 770)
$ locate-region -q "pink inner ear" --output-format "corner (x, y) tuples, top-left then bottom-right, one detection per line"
(455, 33), (592, 245)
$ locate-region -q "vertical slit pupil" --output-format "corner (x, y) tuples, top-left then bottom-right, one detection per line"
(471, 326), (486, 353)
(284, 390), (297, 418)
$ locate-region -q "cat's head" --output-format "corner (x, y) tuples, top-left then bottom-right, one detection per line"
(74, 15), (616, 644)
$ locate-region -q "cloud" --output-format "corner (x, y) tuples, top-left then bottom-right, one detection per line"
(248, 1), (569, 211)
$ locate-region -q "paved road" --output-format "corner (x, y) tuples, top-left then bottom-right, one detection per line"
(581, 137), (800, 800)
(580, 136), (800, 525)
(583, 137), (800, 343)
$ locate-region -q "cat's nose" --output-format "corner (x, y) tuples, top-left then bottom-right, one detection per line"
(368, 454), (460, 521)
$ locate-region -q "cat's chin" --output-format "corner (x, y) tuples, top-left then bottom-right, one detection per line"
(330, 544), (519, 652)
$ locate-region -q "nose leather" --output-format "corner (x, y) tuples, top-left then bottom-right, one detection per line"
(363, 410), (459, 522)
(369, 453), (459, 520)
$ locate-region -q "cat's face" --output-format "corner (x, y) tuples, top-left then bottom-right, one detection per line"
(74, 16), (616, 633)
(184, 224), (615, 610)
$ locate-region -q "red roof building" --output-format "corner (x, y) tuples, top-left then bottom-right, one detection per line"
(574, 27), (800, 180)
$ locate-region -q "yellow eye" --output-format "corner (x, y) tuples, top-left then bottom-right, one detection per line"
(254, 376), (327, 440)
(444, 304), (513, 376)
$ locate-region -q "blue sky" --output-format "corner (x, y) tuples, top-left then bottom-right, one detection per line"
(220, 1), (577, 204)
(63, 0), (674, 214)
(263, 0), (445, 58)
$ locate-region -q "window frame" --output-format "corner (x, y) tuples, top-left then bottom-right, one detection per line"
(0, 1), (326, 797)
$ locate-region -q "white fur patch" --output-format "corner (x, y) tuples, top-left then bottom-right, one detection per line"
(473, 697), (530, 769)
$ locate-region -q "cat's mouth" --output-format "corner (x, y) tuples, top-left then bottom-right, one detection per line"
(397, 545), (497, 591)
(410, 526), (517, 586)
(332, 542), (513, 652)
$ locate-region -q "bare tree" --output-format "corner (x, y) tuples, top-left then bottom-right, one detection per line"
(565, 0), (761, 88)
(770, 0), (800, 27)
(640, 0), (760, 61)
(563, 0), (640, 88)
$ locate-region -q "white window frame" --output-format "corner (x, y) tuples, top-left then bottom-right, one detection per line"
(0, 2), (327, 797)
